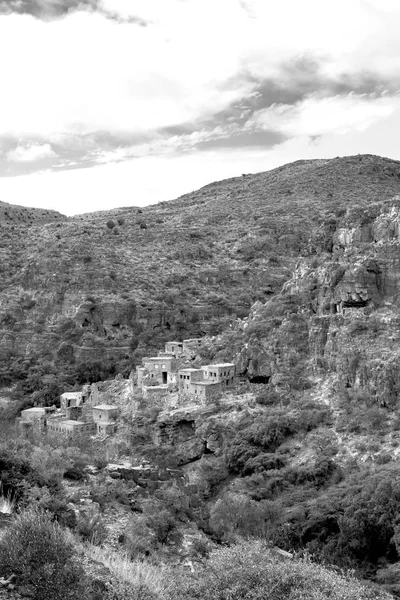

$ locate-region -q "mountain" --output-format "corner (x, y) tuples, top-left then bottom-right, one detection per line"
(4, 154), (400, 592)
(2, 153), (400, 398)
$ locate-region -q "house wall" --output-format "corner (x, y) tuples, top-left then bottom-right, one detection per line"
(202, 364), (235, 385)
(66, 406), (82, 420)
(142, 386), (169, 401)
(97, 422), (117, 436)
(189, 382), (222, 403)
(178, 369), (203, 392)
(182, 338), (202, 356)
(92, 408), (119, 423)
(165, 342), (183, 356)
(47, 419), (95, 437)
(60, 392), (83, 411)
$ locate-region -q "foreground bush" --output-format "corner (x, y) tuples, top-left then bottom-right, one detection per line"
(167, 540), (392, 600)
(86, 545), (166, 600)
(0, 509), (87, 600)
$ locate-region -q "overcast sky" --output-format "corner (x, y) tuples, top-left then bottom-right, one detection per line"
(1, 0), (400, 215)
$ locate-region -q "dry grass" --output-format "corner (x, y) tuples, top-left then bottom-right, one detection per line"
(85, 543), (169, 598)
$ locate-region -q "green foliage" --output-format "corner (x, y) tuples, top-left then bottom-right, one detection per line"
(0, 509), (87, 600)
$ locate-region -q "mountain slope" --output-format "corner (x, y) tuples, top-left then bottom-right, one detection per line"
(1, 153), (400, 395)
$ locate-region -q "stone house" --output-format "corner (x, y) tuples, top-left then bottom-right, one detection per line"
(142, 356), (182, 386)
(60, 391), (83, 411)
(189, 381), (222, 403)
(92, 405), (119, 435)
(202, 363), (235, 386)
(178, 369), (204, 393)
(66, 405), (82, 420)
(47, 418), (96, 437)
(18, 406), (56, 432)
(164, 341), (184, 356)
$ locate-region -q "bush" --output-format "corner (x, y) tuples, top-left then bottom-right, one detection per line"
(209, 493), (281, 541)
(123, 517), (155, 558)
(0, 509), (87, 600)
(107, 220), (116, 229)
(143, 501), (181, 545)
(75, 509), (107, 545)
(167, 540), (392, 600)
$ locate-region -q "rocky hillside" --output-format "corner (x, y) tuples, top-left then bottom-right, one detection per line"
(2, 153), (400, 395)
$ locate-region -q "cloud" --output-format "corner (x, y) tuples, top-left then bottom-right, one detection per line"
(2, 0), (400, 196)
(249, 94), (397, 138)
(0, 0), (97, 18)
(7, 143), (57, 162)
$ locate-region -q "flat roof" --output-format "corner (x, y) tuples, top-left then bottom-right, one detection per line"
(61, 392), (82, 398)
(54, 420), (86, 427)
(166, 341), (183, 345)
(203, 363), (235, 368)
(191, 381), (220, 387)
(22, 407), (46, 413)
(145, 356), (174, 361)
(93, 404), (118, 411)
(183, 338), (202, 342)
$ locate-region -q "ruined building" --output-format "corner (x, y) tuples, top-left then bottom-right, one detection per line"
(18, 383), (119, 439)
(136, 339), (235, 404)
(17, 338), (235, 440)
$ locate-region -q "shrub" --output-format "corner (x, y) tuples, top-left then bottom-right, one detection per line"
(167, 540), (392, 600)
(0, 509), (87, 600)
(123, 517), (155, 558)
(143, 501), (181, 545)
(75, 509), (107, 545)
(107, 220), (116, 229)
(209, 493), (281, 541)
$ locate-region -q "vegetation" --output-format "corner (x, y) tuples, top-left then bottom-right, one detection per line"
(167, 541), (391, 600)
(0, 509), (87, 600)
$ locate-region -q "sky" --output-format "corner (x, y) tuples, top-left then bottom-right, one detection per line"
(1, 0), (400, 215)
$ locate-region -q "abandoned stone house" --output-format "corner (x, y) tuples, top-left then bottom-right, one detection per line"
(136, 338), (235, 404)
(164, 341), (184, 357)
(18, 406), (56, 432)
(60, 388), (90, 411)
(92, 405), (118, 435)
(18, 384), (119, 439)
(47, 419), (96, 437)
(202, 364), (235, 386)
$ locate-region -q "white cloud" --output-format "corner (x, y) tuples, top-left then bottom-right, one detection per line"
(2, 1), (400, 212)
(7, 143), (56, 162)
(250, 94), (397, 137)
(1, 0), (400, 143)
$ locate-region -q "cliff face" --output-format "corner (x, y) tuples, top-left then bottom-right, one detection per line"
(214, 194), (400, 411)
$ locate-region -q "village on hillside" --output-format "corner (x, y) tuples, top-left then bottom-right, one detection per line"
(16, 338), (235, 440)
